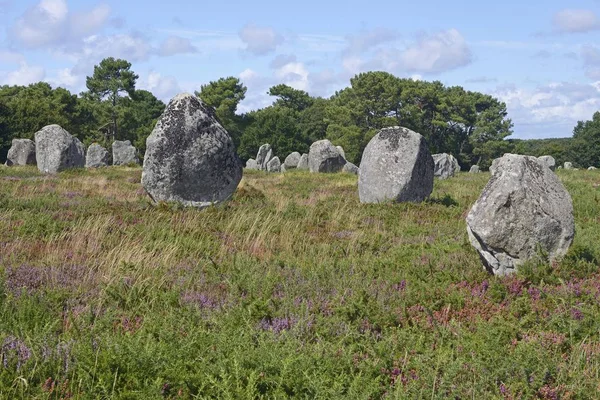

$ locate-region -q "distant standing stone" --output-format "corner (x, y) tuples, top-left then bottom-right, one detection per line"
(358, 126), (434, 203)
(256, 144), (273, 171)
(245, 158), (258, 170)
(35, 124), (85, 174)
(141, 93), (242, 208)
(267, 156), (281, 172)
(589, 166), (597, 170)
(564, 162), (574, 170)
(469, 165), (480, 173)
(86, 143), (110, 168)
(432, 153), (460, 179)
(466, 154), (574, 276)
(281, 164), (287, 173)
(112, 140), (139, 166)
(284, 152), (301, 169)
(342, 162), (359, 175)
(308, 139), (346, 173)
(6, 139), (36, 166)
(537, 155), (556, 171)
(297, 153), (309, 170)
(336, 146), (346, 159)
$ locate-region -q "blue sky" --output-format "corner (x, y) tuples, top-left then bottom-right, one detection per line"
(1, 0), (600, 139)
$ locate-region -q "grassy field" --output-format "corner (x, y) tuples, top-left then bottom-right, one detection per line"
(0, 165), (599, 399)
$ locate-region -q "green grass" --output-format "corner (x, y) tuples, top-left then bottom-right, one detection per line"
(0, 165), (599, 398)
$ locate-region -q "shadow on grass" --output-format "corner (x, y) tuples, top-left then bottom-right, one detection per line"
(427, 194), (459, 207)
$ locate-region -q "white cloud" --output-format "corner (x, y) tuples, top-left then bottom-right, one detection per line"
(580, 45), (600, 79)
(52, 67), (80, 89)
(553, 9), (600, 33)
(239, 24), (283, 55)
(274, 62), (310, 91)
(10, 0), (111, 49)
(400, 29), (472, 74)
(0, 63), (46, 86)
(158, 36), (197, 56)
(0, 50), (25, 64)
(139, 71), (181, 101)
(343, 28), (399, 55)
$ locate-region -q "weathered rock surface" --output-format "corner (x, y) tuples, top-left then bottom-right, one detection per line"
(358, 126), (434, 203)
(281, 164), (287, 173)
(256, 144), (273, 171)
(112, 140), (139, 166)
(297, 153), (309, 170)
(284, 152), (301, 169)
(589, 166), (597, 170)
(564, 162), (573, 170)
(336, 146), (346, 159)
(6, 139), (36, 166)
(85, 144), (110, 168)
(245, 158), (258, 170)
(432, 153), (460, 179)
(141, 93), (242, 208)
(308, 140), (346, 173)
(266, 156), (281, 173)
(35, 125), (85, 174)
(466, 154), (574, 276)
(342, 162), (359, 175)
(537, 155), (556, 171)
(469, 165), (480, 173)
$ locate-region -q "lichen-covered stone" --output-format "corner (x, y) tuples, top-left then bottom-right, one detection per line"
(245, 158), (258, 170)
(112, 140), (139, 166)
(466, 154), (574, 275)
(297, 153), (309, 170)
(358, 126), (434, 203)
(141, 93), (242, 208)
(35, 125), (85, 174)
(538, 155), (556, 171)
(308, 140), (346, 173)
(256, 144), (273, 171)
(284, 152), (301, 169)
(6, 139), (36, 166)
(469, 165), (480, 173)
(86, 143), (110, 168)
(266, 156), (281, 172)
(342, 162), (359, 175)
(432, 153), (460, 179)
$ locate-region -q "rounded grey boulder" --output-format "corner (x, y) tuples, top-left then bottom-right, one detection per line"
(86, 143), (110, 168)
(35, 124), (85, 174)
(433, 153), (460, 179)
(358, 126), (434, 203)
(266, 156), (281, 172)
(308, 139), (346, 173)
(112, 140), (139, 166)
(342, 162), (359, 175)
(6, 139), (36, 166)
(141, 93), (243, 208)
(537, 155), (556, 171)
(284, 152), (301, 169)
(564, 162), (573, 170)
(466, 154), (574, 276)
(297, 153), (309, 170)
(245, 158), (258, 170)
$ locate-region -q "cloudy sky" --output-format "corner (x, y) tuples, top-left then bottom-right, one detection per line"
(1, 0), (600, 139)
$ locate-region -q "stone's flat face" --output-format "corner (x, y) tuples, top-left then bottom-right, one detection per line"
(284, 152), (301, 169)
(336, 146), (346, 159)
(297, 154), (309, 170)
(466, 154), (575, 275)
(432, 153), (460, 179)
(308, 140), (346, 173)
(245, 159), (258, 170)
(537, 155), (556, 171)
(358, 126), (434, 203)
(266, 156), (281, 172)
(564, 162), (573, 170)
(469, 165), (480, 173)
(86, 144), (110, 168)
(35, 124), (85, 174)
(141, 93), (243, 208)
(112, 140), (139, 166)
(342, 162), (359, 175)
(6, 139), (36, 166)
(256, 144), (273, 171)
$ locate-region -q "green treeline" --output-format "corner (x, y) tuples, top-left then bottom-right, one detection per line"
(1, 58), (597, 169)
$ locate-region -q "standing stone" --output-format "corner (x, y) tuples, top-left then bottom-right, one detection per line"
(589, 166), (597, 170)
(112, 140), (139, 166)
(432, 153), (460, 179)
(6, 139), (36, 166)
(245, 159), (258, 170)
(466, 154), (574, 276)
(141, 93), (242, 208)
(284, 152), (301, 169)
(537, 155), (556, 171)
(358, 126), (434, 203)
(308, 140), (346, 173)
(336, 146), (346, 159)
(86, 143), (110, 168)
(469, 165), (480, 173)
(297, 154), (309, 170)
(564, 162), (574, 170)
(256, 144), (273, 171)
(266, 156), (281, 172)
(281, 164), (287, 173)
(35, 125), (85, 174)
(342, 162), (359, 175)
